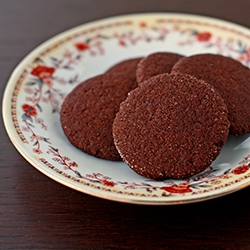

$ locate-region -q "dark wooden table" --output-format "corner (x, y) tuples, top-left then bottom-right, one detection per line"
(1, 1), (250, 249)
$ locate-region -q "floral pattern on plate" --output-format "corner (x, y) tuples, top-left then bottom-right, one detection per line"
(3, 13), (250, 204)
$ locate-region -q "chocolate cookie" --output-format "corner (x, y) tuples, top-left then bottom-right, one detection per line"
(136, 52), (183, 84)
(60, 72), (138, 161)
(113, 73), (230, 180)
(171, 53), (250, 135)
(106, 57), (142, 77)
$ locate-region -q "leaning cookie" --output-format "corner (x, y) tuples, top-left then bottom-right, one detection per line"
(113, 73), (230, 180)
(136, 52), (183, 84)
(60, 72), (138, 161)
(106, 57), (142, 78)
(171, 53), (250, 135)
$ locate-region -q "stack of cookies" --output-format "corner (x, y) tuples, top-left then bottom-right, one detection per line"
(60, 52), (250, 180)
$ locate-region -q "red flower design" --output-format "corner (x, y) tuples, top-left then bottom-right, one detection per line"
(22, 104), (37, 116)
(119, 40), (126, 46)
(196, 32), (212, 42)
(75, 42), (90, 51)
(33, 148), (42, 154)
(31, 65), (55, 79)
(100, 179), (115, 187)
(69, 161), (78, 167)
(140, 22), (147, 28)
(232, 165), (249, 175)
(160, 183), (192, 194)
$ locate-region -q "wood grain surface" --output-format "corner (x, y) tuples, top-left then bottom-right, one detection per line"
(1, 1), (250, 249)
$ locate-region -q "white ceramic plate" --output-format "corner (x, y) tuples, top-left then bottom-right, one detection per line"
(3, 13), (250, 205)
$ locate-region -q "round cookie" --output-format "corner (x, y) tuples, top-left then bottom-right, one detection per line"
(60, 72), (138, 161)
(136, 52), (183, 84)
(106, 57), (142, 78)
(113, 73), (230, 180)
(171, 53), (250, 135)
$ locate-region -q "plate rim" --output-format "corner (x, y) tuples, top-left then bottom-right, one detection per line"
(2, 12), (250, 205)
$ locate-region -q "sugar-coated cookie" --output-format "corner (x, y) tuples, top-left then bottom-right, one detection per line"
(172, 53), (250, 135)
(113, 73), (230, 179)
